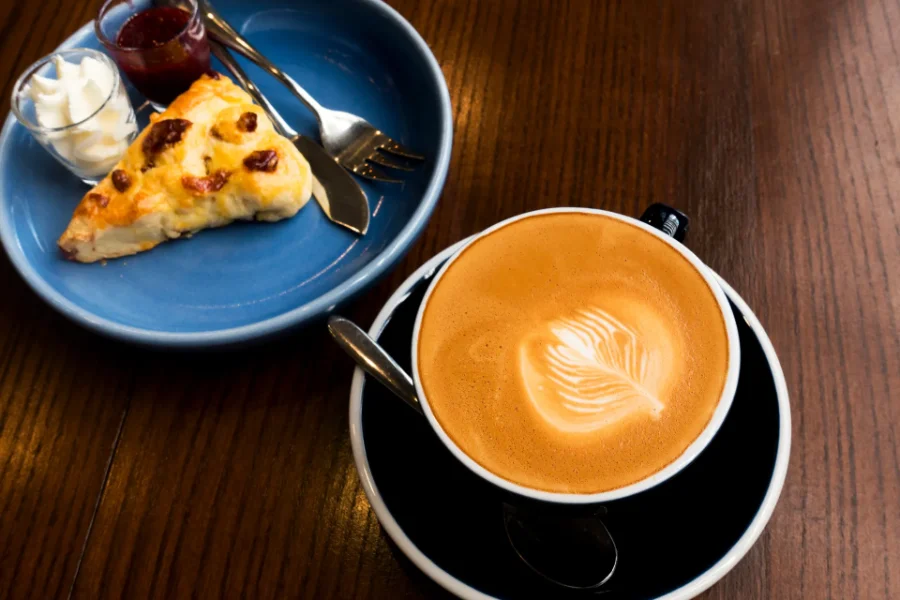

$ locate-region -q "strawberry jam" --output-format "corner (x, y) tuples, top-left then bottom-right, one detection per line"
(109, 5), (210, 105)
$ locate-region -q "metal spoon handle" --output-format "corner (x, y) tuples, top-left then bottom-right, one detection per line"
(327, 316), (423, 415)
(199, 0), (325, 121)
(209, 42), (295, 138)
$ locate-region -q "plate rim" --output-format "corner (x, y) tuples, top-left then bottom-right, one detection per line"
(349, 238), (792, 600)
(0, 0), (453, 348)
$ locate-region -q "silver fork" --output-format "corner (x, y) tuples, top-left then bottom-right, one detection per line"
(198, 0), (425, 183)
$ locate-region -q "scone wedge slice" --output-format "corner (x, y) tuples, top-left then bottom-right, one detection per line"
(58, 73), (313, 263)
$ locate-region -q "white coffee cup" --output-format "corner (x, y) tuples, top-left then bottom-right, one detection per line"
(410, 205), (741, 504)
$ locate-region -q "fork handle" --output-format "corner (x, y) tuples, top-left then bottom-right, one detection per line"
(209, 42), (296, 138)
(199, 0), (326, 124)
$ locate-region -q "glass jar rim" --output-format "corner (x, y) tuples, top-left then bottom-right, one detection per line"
(94, 0), (200, 52)
(10, 48), (123, 134)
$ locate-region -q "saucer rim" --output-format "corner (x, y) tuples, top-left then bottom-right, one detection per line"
(349, 238), (792, 600)
(0, 0), (453, 348)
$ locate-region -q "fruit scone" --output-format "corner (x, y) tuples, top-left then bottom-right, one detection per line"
(58, 72), (313, 262)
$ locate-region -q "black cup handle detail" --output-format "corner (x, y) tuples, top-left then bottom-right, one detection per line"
(640, 203), (690, 243)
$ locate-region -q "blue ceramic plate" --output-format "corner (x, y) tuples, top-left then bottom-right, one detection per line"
(0, 0), (452, 347)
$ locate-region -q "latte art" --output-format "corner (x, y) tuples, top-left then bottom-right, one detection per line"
(416, 212), (731, 494)
(519, 307), (667, 433)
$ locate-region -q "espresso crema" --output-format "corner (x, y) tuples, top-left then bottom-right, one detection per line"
(417, 212), (730, 494)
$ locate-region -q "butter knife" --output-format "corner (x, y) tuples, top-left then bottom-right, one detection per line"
(210, 42), (370, 235)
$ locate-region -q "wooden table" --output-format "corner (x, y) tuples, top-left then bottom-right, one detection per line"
(1, 0), (898, 598)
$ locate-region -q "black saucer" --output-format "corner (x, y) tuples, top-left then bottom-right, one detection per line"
(350, 246), (789, 599)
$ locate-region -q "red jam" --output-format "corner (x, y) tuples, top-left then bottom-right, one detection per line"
(117, 7), (190, 49)
(111, 6), (210, 105)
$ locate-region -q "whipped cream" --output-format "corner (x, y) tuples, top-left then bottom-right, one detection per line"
(27, 55), (136, 178)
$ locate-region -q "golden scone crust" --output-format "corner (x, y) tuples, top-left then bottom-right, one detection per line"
(58, 73), (313, 262)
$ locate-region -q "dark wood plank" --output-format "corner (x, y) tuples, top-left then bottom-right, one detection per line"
(0, 308), (131, 600)
(0, 1), (134, 598)
(746, 1), (900, 598)
(67, 334), (449, 599)
(0, 0), (896, 598)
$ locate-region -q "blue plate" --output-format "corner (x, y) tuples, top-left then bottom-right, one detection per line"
(0, 0), (452, 347)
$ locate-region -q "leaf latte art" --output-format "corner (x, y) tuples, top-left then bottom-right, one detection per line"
(417, 212), (731, 493)
(519, 307), (668, 433)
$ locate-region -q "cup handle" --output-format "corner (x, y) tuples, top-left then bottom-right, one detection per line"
(639, 203), (690, 243)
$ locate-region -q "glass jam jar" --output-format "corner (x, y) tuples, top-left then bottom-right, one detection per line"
(96, 0), (211, 107)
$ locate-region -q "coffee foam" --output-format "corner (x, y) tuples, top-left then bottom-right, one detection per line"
(518, 304), (673, 434)
(417, 212), (730, 494)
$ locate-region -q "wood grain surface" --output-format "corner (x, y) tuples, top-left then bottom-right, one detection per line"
(1, 0), (898, 598)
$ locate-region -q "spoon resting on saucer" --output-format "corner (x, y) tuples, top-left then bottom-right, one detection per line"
(327, 314), (618, 591)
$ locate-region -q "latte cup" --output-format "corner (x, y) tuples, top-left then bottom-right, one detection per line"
(410, 204), (741, 505)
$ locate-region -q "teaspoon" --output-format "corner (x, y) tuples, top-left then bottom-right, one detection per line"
(327, 315), (618, 591)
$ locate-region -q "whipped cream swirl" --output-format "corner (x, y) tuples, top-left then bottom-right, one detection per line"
(27, 55), (136, 178)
